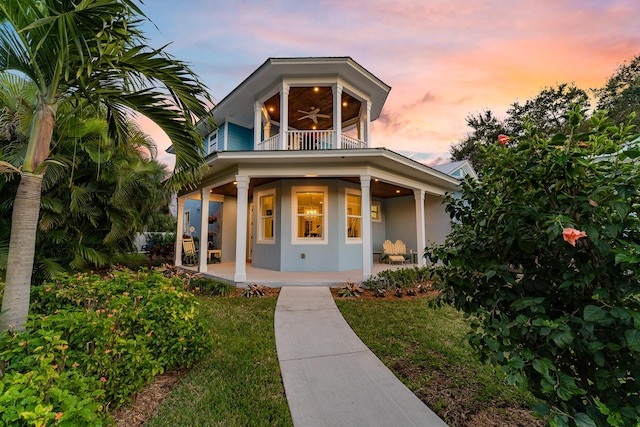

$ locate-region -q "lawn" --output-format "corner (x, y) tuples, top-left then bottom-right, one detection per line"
(145, 295), (293, 427)
(336, 297), (544, 427)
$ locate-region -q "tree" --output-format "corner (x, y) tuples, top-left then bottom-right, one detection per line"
(451, 84), (590, 171)
(430, 105), (640, 426)
(0, 0), (211, 331)
(596, 54), (640, 129)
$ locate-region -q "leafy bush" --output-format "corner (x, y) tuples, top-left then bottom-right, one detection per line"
(1, 268), (211, 425)
(364, 266), (432, 290)
(428, 106), (640, 426)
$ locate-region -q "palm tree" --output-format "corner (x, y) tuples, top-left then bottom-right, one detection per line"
(0, 0), (211, 331)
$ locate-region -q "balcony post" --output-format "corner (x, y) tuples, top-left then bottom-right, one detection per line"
(253, 101), (262, 150)
(199, 187), (213, 272)
(333, 83), (343, 149)
(279, 82), (290, 150)
(363, 100), (371, 148)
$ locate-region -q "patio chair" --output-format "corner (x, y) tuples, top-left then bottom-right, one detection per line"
(383, 239), (405, 264)
(182, 238), (198, 266)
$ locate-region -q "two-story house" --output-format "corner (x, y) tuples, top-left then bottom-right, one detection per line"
(174, 57), (467, 283)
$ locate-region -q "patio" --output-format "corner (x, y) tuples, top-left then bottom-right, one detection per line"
(181, 261), (412, 287)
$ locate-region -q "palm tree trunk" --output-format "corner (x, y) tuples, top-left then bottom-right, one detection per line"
(0, 173), (44, 331)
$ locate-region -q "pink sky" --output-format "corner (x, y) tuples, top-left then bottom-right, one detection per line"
(138, 0), (640, 168)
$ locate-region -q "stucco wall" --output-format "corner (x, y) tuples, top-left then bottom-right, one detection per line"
(384, 195), (418, 252)
(251, 182), (282, 270)
(424, 194), (451, 247)
(371, 197), (386, 252)
(221, 196), (237, 263)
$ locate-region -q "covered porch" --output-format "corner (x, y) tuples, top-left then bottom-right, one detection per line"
(181, 261), (411, 287)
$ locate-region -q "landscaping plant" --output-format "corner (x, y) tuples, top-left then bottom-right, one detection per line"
(0, 268), (211, 425)
(338, 280), (362, 298)
(428, 105), (640, 426)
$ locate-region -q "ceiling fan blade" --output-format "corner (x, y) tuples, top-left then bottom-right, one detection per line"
(297, 115), (308, 121)
(317, 114), (330, 119)
(297, 110), (308, 114)
(311, 107), (320, 114)
(312, 116), (318, 124)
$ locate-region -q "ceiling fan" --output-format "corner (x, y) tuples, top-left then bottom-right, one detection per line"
(297, 107), (330, 124)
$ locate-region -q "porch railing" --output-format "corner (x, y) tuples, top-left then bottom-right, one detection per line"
(256, 130), (366, 151)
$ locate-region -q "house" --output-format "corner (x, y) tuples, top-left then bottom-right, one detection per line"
(174, 57), (468, 283)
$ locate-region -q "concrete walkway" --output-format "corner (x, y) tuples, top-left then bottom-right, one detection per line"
(274, 286), (447, 427)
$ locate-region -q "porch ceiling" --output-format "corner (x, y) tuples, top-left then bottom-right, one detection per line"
(264, 87), (361, 131)
(210, 177), (413, 199)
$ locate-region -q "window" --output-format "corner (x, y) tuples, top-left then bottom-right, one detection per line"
(292, 186), (327, 244)
(346, 191), (362, 240)
(371, 201), (382, 222)
(208, 130), (218, 153)
(258, 190), (275, 243)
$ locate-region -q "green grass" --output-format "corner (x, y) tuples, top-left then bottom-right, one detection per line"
(336, 297), (539, 426)
(146, 295), (293, 427)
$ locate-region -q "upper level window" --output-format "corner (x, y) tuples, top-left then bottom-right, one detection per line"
(292, 186), (327, 244)
(258, 190), (275, 243)
(208, 131), (218, 153)
(346, 191), (362, 240)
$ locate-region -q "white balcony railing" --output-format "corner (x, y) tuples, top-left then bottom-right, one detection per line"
(256, 130), (366, 151)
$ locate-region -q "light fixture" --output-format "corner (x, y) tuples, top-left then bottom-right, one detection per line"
(233, 181), (237, 185)
(268, 106), (274, 112)
(313, 87), (319, 92)
(396, 190), (401, 194)
(305, 174), (319, 177)
(312, 125), (317, 130)
(374, 178), (379, 182)
(342, 101), (348, 107)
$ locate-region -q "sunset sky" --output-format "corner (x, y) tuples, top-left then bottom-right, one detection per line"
(138, 0), (640, 168)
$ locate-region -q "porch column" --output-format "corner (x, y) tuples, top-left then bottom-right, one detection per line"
(414, 189), (426, 267)
(234, 175), (249, 282)
(174, 196), (185, 267)
(198, 187), (213, 272)
(361, 175), (372, 280)
(279, 82), (290, 150)
(333, 83), (343, 148)
(363, 100), (371, 148)
(253, 101), (262, 150)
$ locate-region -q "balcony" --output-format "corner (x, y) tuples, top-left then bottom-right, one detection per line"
(256, 130), (366, 151)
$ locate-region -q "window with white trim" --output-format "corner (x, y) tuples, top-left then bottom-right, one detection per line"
(257, 190), (275, 243)
(292, 186), (327, 244)
(208, 130), (218, 153)
(346, 190), (362, 240)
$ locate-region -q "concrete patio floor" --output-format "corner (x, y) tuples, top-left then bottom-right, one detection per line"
(181, 261), (412, 286)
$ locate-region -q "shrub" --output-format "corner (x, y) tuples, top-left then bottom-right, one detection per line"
(1, 268), (211, 425)
(240, 284), (269, 298)
(337, 281), (362, 298)
(364, 266), (432, 290)
(428, 106), (640, 426)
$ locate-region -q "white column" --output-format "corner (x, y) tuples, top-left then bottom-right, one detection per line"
(234, 175), (249, 282)
(363, 100), (371, 147)
(198, 187), (212, 272)
(361, 175), (372, 280)
(254, 101), (262, 150)
(414, 189), (426, 267)
(333, 83), (343, 149)
(174, 196), (185, 267)
(279, 82), (290, 150)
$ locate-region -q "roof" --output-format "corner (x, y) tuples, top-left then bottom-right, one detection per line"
(203, 57), (391, 131)
(432, 160), (477, 178)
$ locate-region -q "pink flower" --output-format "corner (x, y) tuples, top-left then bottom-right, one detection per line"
(498, 134), (510, 145)
(562, 228), (587, 246)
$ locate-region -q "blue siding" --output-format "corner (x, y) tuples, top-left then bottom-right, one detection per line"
(226, 123), (253, 151)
